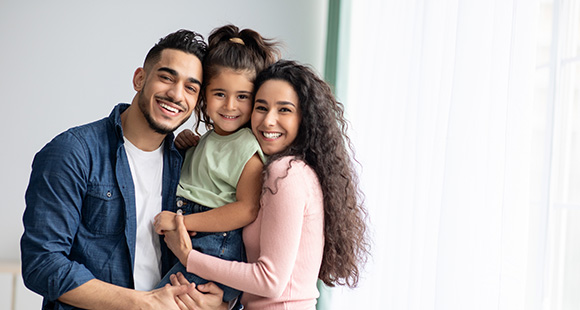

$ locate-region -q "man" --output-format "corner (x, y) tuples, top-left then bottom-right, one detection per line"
(21, 29), (216, 309)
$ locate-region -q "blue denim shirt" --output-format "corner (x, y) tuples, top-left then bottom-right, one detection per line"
(21, 103), (182, 309)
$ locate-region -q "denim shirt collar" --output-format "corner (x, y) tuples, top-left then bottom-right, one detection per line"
(108, 103), (179, 155)
(110, 103), (130, 141)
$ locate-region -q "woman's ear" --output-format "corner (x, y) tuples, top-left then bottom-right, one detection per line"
(133, 67), (146, 91)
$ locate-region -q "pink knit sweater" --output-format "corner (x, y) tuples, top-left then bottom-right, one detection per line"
(186, 156), (324, 309)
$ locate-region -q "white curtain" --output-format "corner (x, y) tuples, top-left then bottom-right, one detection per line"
(328, 0), (543, 309)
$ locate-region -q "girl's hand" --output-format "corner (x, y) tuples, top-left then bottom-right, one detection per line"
(175, 129), (200, 151)
(154, 211), (177, 234)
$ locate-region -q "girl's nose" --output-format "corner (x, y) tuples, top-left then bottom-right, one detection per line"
(225, 96), (236, 110)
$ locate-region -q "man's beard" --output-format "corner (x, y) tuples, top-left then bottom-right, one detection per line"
(138, 91), (188, 135)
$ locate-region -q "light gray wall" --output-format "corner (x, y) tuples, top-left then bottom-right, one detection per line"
(0, 0), (328, 262)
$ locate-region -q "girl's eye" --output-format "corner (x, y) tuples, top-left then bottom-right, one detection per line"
(238, 94), (249, 100)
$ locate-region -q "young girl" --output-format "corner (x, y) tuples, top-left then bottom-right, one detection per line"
(153, 24), (279, 303)
(164, 60), (371, 309)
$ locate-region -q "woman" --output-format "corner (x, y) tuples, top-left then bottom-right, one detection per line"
(164, 60), (370, 309)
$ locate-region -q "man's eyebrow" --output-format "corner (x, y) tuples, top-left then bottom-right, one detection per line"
(158, 67), (202, 86)
(158, 67), (177, 76)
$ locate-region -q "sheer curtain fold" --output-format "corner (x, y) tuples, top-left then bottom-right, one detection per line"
(331, 0), (541, 309)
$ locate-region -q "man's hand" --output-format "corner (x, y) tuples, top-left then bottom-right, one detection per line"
(143, 283), (197, 310)
(171, 273), (228, 310)
(175, 129), (200, 150)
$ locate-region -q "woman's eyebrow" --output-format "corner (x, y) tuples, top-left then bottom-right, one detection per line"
(255, 99), (296, 107)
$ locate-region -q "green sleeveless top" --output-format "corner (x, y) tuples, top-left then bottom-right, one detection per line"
(176, 128), (266, 208)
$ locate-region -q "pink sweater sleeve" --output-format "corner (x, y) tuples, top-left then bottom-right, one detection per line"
(186, 158), (316, 298)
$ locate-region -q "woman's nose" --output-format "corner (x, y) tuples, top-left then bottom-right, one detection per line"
(263, 111), (277, 126)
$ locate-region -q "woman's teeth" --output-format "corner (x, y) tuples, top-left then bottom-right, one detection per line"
(263, 132), (282, 139)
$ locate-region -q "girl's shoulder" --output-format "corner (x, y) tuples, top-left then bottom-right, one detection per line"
(235, 127), (254, 138)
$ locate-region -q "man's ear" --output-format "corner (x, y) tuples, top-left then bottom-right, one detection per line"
(133, 68), (146, 91)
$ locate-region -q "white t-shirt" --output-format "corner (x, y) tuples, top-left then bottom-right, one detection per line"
(124, 137), (164, 291)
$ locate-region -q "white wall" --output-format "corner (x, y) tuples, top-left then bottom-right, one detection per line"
(0, 0), (328, 306)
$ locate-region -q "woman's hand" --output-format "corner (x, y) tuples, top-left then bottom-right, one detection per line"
(175, 129), (200, 151)
(163, 211), (194, 266)
(170, 273), (228, 310)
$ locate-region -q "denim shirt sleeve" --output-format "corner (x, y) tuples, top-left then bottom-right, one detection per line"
(21, 130), (95, 301)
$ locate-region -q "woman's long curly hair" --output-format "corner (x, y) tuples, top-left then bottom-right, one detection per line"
(194, 24), (280, 134)
(254, 60), (370, 287)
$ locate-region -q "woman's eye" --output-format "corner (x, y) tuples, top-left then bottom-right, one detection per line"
(255, 106), (268, 111)
(280, 107), (292, 112)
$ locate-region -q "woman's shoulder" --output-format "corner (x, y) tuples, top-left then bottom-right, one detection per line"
(265, 157), (323, 206)
(269, 155), (303, 168)
(268, 156), (315, 179)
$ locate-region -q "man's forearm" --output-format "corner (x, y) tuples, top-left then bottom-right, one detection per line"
(58, 278), (195, 310)
(58, 279), (145, 310)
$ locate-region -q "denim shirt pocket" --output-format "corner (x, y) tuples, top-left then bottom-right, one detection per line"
(82, 184), (125, 235)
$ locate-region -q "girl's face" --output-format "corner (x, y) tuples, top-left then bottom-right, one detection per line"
(251, 79), (301, 155)
(205, 69), (254, 136)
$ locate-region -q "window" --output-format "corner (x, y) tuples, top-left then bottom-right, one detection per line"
(540, 0), (580, 309)
(323, 0), (579, 309)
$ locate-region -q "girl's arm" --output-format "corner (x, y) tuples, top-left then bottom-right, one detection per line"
(182, 153), (263, 232)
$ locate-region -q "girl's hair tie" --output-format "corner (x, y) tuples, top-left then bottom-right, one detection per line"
(229, 37), (245, 45)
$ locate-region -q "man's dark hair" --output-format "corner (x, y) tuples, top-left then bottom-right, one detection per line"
(143, 29), (207, 69)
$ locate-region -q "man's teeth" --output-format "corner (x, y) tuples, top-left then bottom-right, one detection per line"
(263, 132), (282, 139)
(160, 103), (178, 113)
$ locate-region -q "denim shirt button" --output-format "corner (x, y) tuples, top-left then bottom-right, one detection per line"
(176, 200), (183, 207)
(223, 232), (227, 237)
(106, 191), (112, 198)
